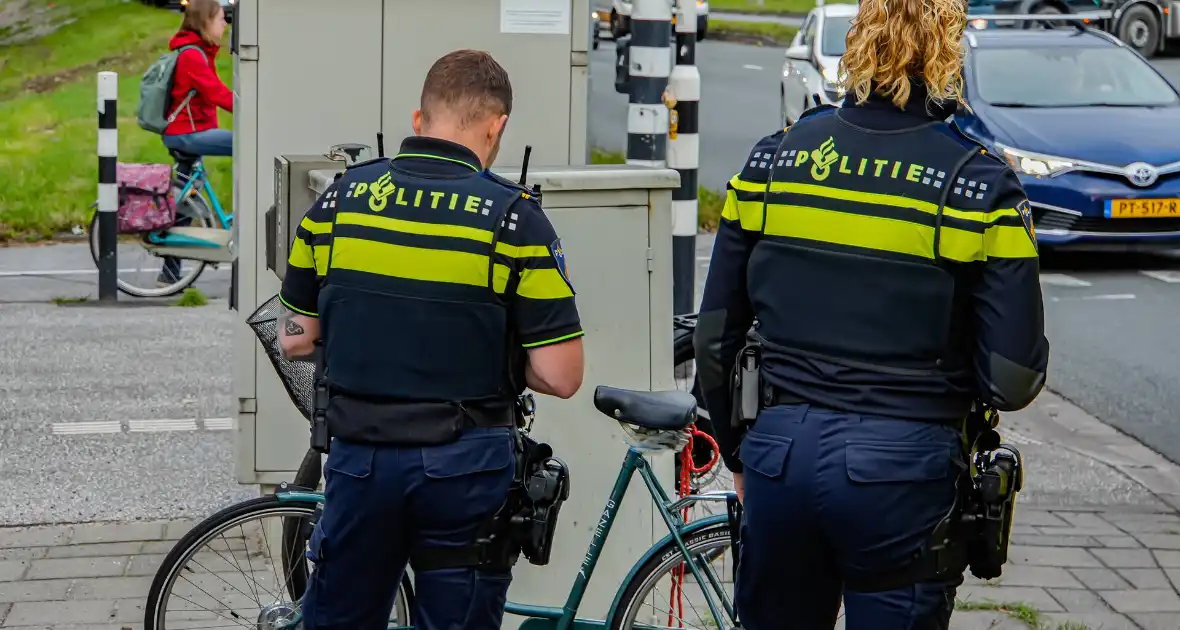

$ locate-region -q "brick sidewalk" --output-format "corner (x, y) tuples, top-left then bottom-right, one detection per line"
(0, 520), (195, 629)
(0, 508), (1178, 629)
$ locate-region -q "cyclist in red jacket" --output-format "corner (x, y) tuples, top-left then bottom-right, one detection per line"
(159, 0), (233, 286)
(162, 0), (233, 158)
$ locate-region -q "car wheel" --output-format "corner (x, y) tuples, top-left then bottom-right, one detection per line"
(1118, 5), (1160, 59)
(1021, 4), (1064, 28)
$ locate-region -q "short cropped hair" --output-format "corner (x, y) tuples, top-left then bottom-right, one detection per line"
(420, 50), (513, 128)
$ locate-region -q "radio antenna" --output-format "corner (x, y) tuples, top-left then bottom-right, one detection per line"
(519, 145), (532, 187)
(376, 132), (385, 158)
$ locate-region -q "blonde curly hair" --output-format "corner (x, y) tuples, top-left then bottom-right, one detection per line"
(838, 0), (967, 110)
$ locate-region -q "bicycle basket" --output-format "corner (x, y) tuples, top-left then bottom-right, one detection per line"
(246, 293), (315, 423)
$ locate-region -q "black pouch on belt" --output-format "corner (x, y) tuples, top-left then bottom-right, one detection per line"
(327, 395), (514, 446)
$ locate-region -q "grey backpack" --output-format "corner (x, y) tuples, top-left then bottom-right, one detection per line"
(136, 45), (207, 135)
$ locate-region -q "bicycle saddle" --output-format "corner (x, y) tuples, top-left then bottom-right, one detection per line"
(593, 386), (697, 431)
(168, 148), (202, 163)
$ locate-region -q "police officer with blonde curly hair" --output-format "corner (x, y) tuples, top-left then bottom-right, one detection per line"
(693, 0), (1050, 626)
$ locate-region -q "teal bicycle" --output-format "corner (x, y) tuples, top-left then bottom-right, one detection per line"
(87, 148), (235, 298)
(143, 386), (742, 630)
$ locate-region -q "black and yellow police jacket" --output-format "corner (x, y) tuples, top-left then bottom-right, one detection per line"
(694, 91), (1050, 473)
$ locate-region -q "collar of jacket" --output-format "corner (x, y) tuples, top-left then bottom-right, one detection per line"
(842, 80), (958, 121)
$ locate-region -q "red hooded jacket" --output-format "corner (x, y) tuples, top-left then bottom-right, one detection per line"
(163, 30), (234, 136)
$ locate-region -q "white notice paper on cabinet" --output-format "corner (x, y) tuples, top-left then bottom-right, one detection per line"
(500, 0), (571, 34)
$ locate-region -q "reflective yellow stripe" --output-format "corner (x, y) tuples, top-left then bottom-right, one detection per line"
(518, 268), (574, 300)
(312, 245), (330, 275)
(334, 212), (548, 259)
(301, 217), (332, 234)
(723, 176), (765, 231)
(769, 182), (1019, 224)
(288, 239), (316, 269)
(522, 330), (585, 348)
(764, 204), (946, 259)
(330, 237), (512, 289)
(984, 223), (1039, 259)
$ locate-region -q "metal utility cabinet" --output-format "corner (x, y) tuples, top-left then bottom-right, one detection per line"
(231, 0), (592, 480)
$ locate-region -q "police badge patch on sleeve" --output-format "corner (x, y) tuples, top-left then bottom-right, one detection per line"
(550, 238), (573, 292)
(1017, 199), (1036, 243)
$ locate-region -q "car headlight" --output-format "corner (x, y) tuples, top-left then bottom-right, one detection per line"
(997, 145), (1076, 177)
(821, 66), (844, 96)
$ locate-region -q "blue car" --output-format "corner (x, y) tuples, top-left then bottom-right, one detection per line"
(955, 25), (1180, 250)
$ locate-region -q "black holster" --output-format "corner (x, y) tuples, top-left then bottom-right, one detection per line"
(311, 344), (331, 454)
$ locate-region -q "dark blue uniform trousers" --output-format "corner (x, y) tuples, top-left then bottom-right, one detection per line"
(301, 427), (517, 630)
(736, 404), (966, 630)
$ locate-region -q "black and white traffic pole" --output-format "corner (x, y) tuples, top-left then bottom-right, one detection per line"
(97, 71), (118, 302)
(668, 0), (700, 316)
(625, 0), (672, 168)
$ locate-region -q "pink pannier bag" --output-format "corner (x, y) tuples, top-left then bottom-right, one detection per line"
(116, 162), (175, 234)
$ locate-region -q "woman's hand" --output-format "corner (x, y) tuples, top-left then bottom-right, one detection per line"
(733, 472), (745, 503)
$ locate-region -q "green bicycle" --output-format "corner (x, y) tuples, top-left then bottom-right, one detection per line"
(143, 385), (741, 630)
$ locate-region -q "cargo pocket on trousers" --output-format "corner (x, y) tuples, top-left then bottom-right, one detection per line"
(739, 431), (793, 480)
(324, 442), (375, 481)
(421, 431), (516, 521)
(843, 440), (958, 565)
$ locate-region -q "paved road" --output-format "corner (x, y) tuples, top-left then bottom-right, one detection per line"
(587, 41), (1180, 190)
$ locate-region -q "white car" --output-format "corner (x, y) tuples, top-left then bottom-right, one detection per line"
(610, 0), (710, 41)
(780, 2), (856, 126)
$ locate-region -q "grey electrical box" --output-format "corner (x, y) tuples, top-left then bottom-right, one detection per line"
(269, 154), (343, 281)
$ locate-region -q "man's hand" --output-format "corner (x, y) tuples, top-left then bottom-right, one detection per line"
(278, 306), (320, 361)
(733, 472), (745, 503)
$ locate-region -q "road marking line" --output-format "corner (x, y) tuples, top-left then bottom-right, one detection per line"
(51, 417), (233, 435)
(742, 64), (763, 70)
(0, 267), (231, 278)
(1140, 270), (1180, 283)
(1052, 293), (1136, 302)
(51, 421), (122, 435)
(129, 419), (198, 433)
(1039, 273), (1092, 287)
(204, 417), (234, 430)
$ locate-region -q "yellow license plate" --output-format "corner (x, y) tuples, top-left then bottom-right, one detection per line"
(1105, 198), (1180, 218)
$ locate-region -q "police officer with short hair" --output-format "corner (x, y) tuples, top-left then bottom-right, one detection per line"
(276, 49), (585, 630)
(693, 0), (1049, 627)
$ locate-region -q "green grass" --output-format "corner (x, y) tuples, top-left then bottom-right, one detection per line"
(955, 598), (1092, 630)
(589, 148), (724, 232)
(710, 0), (853, 15)
(0, 0), (234, 242)
(711, 19), (799, 46)
(174, 287), (208, 307)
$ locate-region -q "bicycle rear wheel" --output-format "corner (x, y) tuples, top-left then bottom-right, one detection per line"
(87, 193), (208, 298)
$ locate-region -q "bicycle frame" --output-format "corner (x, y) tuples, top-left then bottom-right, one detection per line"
(274, 445), (736, 630)
(145, 160), (234, 249)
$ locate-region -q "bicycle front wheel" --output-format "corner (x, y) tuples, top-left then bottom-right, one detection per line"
(144, 494), (414, 630)
(611, 521), (738, 630)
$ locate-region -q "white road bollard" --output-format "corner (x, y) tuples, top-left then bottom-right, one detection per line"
(668, 0), (701, 315)
(626, 0), (672, 168)
(96, 71), (119, 302)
